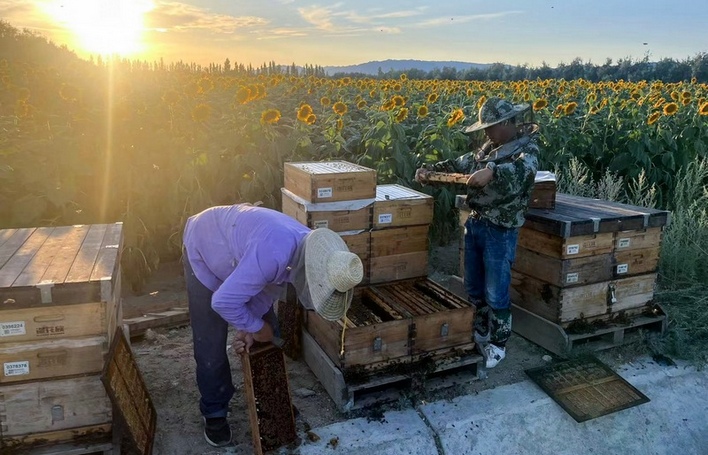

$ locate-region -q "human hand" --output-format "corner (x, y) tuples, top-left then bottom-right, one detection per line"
(466, 168), (493, 187)
(414, 168), (431, 184)
(232, 331), (254, 354)
(252, 322), (274, 343)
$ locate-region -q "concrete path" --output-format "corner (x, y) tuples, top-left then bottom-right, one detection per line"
(296, 356), (708, 455)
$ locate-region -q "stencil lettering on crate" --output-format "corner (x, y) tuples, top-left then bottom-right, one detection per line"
(37, 351), (68, 368)
(335, 178), (356, 192)
(36, 325), (66, 337)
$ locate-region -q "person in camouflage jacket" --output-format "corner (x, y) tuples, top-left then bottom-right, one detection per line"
(415, 97), (539, 368)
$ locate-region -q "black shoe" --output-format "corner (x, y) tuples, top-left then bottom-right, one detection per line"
(203, 417), (232, 447)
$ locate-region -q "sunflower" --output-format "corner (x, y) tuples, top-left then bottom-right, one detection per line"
(297, 104), (313, 122)
(467, 88), (474, 98)
(447, 108), (465, 127)
(533, 99), (548, 111)
(392, 95), (405, 107)
(260, 108), (281, 125)
(417, 105), (429, 118)
(670, 91), (679, 101)
(564, 102), (578, 115)
(663, 102), (679, 116)
(333, 101), (348, 115)
(427, 93), (438, 104)
(336, 118), (344, 131)
(235, 87), (250, 104)
(476, 95), (487, 110)
(305, 113), (317, 125)
(357, 100), (367, 110)
(400, 73), (408, 82)
(381, 99), (395, 111)
(681, 91), (691, 99)
(589, 105), (599, 115)
(630, 91), (641, 100)
(647, 112), (660, 125)
(699, 101), (708, 116)
(320, 96), (331, 107)
(191, 103), (212, 122)
(395, 107), (409, 123)
(393, 83), (402, 91)
(653, 98), (666, 109)
(682, 98), (691, 106)
(59, 83), (80, 101)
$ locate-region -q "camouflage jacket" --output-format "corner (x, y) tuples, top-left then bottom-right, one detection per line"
(429, 124), (540, 228)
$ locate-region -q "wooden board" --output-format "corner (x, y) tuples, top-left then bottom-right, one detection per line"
(529, 181), (556, 209)
(517, 228), (615, 260)
(340, 231), (370, 285)
(122, 308), (190, 339)
(281, 188), (373, 232)
(0, 223), (123, 309)
(369, 225), (429, 284)
(0, 375), (112, 440)
(513, 247), (614, 287)
(0, 424), (113, 454)
(283, 161), (377, 203)
(614, 227), (663, 251)
(0, 335), (107, 384)
(241, 343), (297, 454)
(369, 251), (428, 284)
(372, 185), (433, 229)
(101, 327), (156, 455)
(523, 194), (670, 238)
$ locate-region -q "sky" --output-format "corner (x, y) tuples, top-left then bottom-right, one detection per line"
(3, 0), (707, 68)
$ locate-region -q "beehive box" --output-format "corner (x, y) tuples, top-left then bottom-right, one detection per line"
(281, 187), (373, 232)
(456, 194), (669, 326)
(283, 161), (377, 203)
(529, 171), (557, 210)
(305, 279), (474, 373)
(372, 184), (434, 229)
(0, 375), (113, 451)
(369, 225), (429, 284)
(0, 223), (123, 449)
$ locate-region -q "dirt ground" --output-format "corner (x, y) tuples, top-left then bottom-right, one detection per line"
(122, 244), (581, 454)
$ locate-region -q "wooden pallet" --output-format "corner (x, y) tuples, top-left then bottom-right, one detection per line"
(511, 303), (667, 356)
(303, 330), (483, 412)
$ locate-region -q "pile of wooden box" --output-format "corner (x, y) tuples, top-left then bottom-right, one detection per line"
(282, 161), (480, 410)
(457, 192), (670, 355)
(0, 223), (123, 452)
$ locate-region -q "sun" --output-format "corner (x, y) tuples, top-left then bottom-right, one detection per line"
(41, 0), (154, 56)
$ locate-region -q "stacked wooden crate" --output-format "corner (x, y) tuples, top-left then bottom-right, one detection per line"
(282, 161), (480, 410)
(0, 223), (123, 453)
(457, 193), (669, 354)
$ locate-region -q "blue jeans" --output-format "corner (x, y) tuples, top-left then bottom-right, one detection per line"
(183, 252), (279, 418)
(464, 216), (518, 346)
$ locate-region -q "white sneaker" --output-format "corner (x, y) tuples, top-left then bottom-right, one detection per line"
(474, 330), (490, 345)
(481, 344), (506, 369)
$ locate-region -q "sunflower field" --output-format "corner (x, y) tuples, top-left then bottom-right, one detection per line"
(2, 47), (708, 294)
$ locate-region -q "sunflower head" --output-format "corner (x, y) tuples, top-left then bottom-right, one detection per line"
(395, 107), (409, 123)
(427, 93), (439, 104)
(381, 99), (395, 111)
(260, 108), (281, 125)
(392, 95), (405, 107)
(417, 105), (429, 118)
(647, 112), (660, 125)
(235, 87), (250, 105)
(447, 108), (465, 127)
(663, 102), (679, 116)
(357, 100), (368, 110)
(336, 118), (343, 131)
(297, 104), (313, 122)
(564, 102), (578, 116)
(333, 101), (348, 115)
(699, 101), (708, 116)
(305, 113), (317, 125)
(533, 99), (548, 111)
(320, 96), (331, 107)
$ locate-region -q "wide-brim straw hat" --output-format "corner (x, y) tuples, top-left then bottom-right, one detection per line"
(304, 228), (363, 321)
(464, 97), (530, 133)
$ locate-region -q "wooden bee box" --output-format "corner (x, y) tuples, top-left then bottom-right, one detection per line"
(0, 223), (122, 448)
(281, 187), (373, 232)
(372, 184), (434, 229)
(0, 375), (113, 450)
(284, 161), (377, 203)
(511, 271), (658, 326)
(529, 172), (557, 210)
(304, 279), (474, 373)
(369, 225), (429, 284)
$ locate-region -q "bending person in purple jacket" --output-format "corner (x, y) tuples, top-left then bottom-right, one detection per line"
(182, 203), (363, 447)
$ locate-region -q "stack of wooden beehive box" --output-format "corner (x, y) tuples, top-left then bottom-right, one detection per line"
(0, 223), (123, 452)
(282, 161), (479, 410)
(456, 192), (670, 355)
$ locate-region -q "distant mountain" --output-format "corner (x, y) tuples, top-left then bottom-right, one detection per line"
(323, 59), (493, 76)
